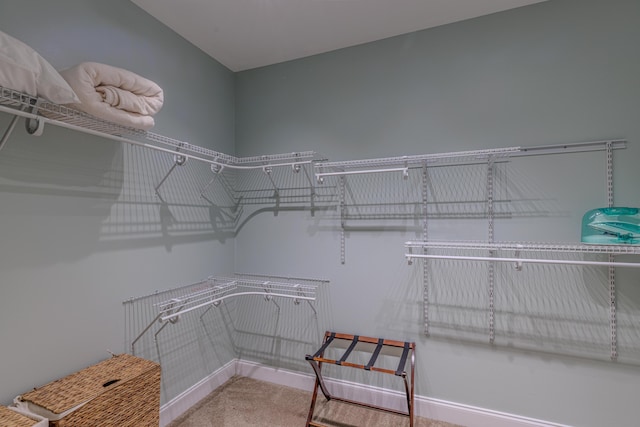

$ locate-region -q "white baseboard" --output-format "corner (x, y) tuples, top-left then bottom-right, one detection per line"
(161, 359), (570, 427)
(159, 359), (236, 427)
(234, 359), (316, 391)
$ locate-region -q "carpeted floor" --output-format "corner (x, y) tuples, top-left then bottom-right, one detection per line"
(167, 376), (463, 427)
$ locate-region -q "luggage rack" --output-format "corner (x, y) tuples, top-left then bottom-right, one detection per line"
(305, 331), (415, 427)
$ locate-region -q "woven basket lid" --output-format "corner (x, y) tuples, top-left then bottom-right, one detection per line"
(0, 406), (39, 427)
(19, 354), (159, 415)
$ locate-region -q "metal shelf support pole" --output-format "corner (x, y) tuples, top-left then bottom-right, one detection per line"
(606, 141), (617, 360)
(302, 163), (317, 214)
(487, 156), (496, 344)
(422, 162), (430, 336)
(340, 176), (346, 264)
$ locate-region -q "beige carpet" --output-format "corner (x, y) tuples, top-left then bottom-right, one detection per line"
(167, 376), (463, 427)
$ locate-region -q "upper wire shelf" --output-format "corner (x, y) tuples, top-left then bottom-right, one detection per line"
(316, 147), (520, 170)
(313, 147), (520, 182)
(312, 140), (626, 183)
(0, 86), (318, 170)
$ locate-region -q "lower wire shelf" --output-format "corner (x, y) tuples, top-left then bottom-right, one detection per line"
(126, 273), (328, 355)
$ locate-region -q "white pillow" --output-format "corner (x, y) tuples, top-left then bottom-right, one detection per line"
(0, 30), (80, 104)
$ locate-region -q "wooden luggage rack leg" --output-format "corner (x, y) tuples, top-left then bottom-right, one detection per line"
(305, 331), (415, 427)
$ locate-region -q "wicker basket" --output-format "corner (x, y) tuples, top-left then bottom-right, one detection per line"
(18, 354), (160, 427)
(0, 405), (47, 427)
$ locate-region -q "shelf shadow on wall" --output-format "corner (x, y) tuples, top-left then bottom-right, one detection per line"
(98, 148), (337, 249)
(363, 151), (640, 364)
(305, 160), (572, 266)
(314, 160), (568, 225)
(0, 120), (331, 257)
(94, 144), (241, 250)
(218, 280), (331, 373)
(0, 123), (135, 269)
(383, 253), (640, 365)
(0, 122), (243, 257)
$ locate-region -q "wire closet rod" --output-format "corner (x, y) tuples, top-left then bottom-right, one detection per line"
(404, 240), (640, 254)
(316, 167), (409, 180)
(405, 253), (640, 268)
(159, 291), (315, 322)
(152, 277), (320, 321)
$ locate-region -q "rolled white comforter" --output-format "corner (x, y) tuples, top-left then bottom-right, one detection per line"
(59, 62), (164, 130)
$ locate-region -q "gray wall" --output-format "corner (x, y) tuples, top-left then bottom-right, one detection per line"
(234, 0), (640, 426)
(0, 0), (236, 405)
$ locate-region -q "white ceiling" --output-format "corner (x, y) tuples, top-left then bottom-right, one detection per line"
(131, 0), (548, 72)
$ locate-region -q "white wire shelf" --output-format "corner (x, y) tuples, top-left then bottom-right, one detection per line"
(126, 273), (328, 355)
(314, 147), (520, 182)
(313, 140), (626, 183)
(316, 147), (520, 169)
(129, 273), (328, 354)
(156, 275), (321, 322)
(405, 240), (640, 268)
(0, 86), (318, 169)
(405, 240), (640, 255)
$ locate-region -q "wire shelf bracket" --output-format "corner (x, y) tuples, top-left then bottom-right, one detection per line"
(154, 153), (188, 196)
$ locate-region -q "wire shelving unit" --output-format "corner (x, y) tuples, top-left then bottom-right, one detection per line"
(125, 273), (328, 355)
(0, 86), (318, 170)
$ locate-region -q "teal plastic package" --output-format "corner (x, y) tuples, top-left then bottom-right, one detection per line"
(581, 207), (640, 244)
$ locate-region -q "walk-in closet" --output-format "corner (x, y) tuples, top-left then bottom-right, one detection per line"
(1, 1), (639, 426)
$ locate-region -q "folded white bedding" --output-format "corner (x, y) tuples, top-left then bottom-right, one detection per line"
(0, 30), (80, 104)
(59, 62), (164, 130)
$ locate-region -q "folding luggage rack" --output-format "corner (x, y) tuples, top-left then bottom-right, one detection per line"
(305, 331), (415, 427)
